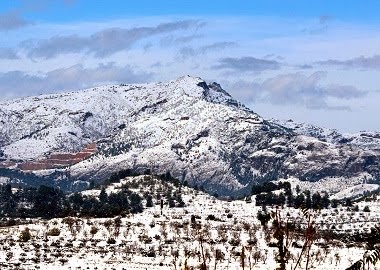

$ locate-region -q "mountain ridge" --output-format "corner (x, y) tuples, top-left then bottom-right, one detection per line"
(0, 75), (379, 196)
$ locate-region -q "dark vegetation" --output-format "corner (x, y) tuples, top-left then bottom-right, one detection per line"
(0, 170), (186, 219)
(0, 168), (87, 192)
(0, 183), (143, 219)
(252, 181), (331, 209)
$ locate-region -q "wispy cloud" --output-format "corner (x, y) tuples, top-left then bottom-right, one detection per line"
(0, 10), (30, 31)
(319, 15), (334, 24)
(179, 41), (236, 59)
(259, 72), (366, 110)
(214, 56), (281, 72)
(316, 55), (380, 70)
(0, 63), (153, 98)
(0, 48), (19, 59)
(297, 64), (313, 69)
(227, 72), (366, 110)
(160, 34), (203, 47)
(301, 15), (334, 35)
(0, 0), (77, 32)
(23, 20), (204, 59)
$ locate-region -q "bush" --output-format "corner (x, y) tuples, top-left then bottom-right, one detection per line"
(206, 214), (216, 221)
(168, 198), (176, 208)
(90, 226), (98, 237)
(146, 247), (156, 257)
(107, 238), (116, 244)
(19, 227), (31, 242)
(5, 218), (16, 227)
(191, 215), (196, 224)
(146, 195), (153, 207)
(47, 227), (60, 236)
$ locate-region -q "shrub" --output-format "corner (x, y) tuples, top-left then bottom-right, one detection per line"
(90, 226), (98, 237)
(206, 214), (216, 221)
(19, 227), (31, 242)
(146, 195), (153, 207)
(107, 238), (116, 244)
(168, 198), (176, 208)
(47, 227), (60, 236)
(146, 247), (156, 257)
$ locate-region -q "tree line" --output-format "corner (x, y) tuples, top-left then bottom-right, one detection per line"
(252, 181), (332, 209)
(0, 184), (143, 219)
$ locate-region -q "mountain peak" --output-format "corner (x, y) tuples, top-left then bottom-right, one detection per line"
(1, 76), (379, 197)
(164, 75), (245, 110)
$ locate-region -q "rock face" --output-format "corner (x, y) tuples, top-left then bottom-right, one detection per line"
(16, 143), (97, 171)
(0, 75), (380, 196)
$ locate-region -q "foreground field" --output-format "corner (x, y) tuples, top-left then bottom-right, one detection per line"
(0, 176), (379, 270)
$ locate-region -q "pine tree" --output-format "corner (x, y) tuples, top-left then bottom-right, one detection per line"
(99, 188), (108, 203)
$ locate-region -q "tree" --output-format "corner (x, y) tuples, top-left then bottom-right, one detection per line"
(146, 195), (153, 207)
(331, 199), (339, 208)
(69, 192), (83, 212)
(294, 193), (305, 208)
(168, 198), (176, 208)
(271, 210), (290, 270)
(345, 198), (353, 207)
(320, 192), (330, 209)
(304, 190), (312, 209)
(33, 185), (64, 218)
(90, 226), (98, 238)
(257, 211), (271, 228)
(293, 208), (318, 270)
(99, 188), (108, 203)
(312, 192), (322, 209)
(0, 184), (16, 216)
(129, 193), (143, 213)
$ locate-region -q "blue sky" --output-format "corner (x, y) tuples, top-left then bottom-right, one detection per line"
(2, 1), (380, 22)
(1, 0), (380, 132)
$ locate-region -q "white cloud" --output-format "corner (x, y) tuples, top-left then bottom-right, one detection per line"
(0, 63), (153, 99)
(224, 72), (366, 111)
(1, 15), (380, 131)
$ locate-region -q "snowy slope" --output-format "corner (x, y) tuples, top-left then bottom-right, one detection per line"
(1, 76), (380, 196)
(331, 183), (380, 200)
(1, 175), (379, 269)
(271, 118), (380, 150)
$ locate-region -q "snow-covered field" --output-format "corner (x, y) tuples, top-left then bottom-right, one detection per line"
(0, 176), (379, 270)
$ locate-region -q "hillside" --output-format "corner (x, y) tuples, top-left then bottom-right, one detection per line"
(1, 76), (380, 196)
(271, 119), (380, 150)
(0, 175), (379, 269)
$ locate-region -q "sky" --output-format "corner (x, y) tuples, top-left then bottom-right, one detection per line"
(1, 0), (380, 132)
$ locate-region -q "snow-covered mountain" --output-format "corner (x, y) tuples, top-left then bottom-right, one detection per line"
(270, 118), (380, 150)
(1, 76), (380, 196)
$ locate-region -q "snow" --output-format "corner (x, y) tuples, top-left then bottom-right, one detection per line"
(1, 75), (380, 197)
(0, 177), (8, 184)
(283, 175), (372, 195)
(0, 175), (379, 269)
(271, 118), (380, 150)
(331, 184), (379, 200)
